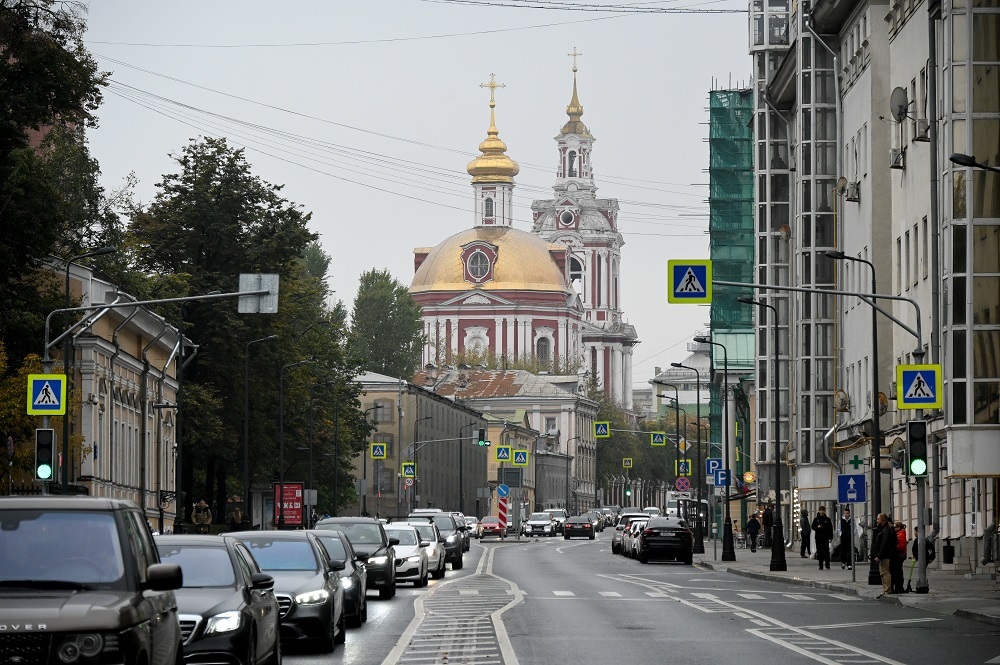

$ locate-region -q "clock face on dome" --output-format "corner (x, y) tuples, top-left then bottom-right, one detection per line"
(559, 211), (575, 226)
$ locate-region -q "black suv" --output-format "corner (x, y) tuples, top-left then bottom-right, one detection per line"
(315, 517), (399, 599)
(407, 511), (465, 569)
(0, 496), (184, 665)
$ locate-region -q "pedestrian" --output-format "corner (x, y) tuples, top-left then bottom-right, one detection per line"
(800, 509), (812, 558)
(871, 513), (894, 596)
(811, 505), (833, 570)
(910, 526), (936, 564)
(762, 503), (774, 547)
(838, 507), (860, 570)
(192, 499), (212, 534)
(891, 521), (907, 593)
(746, 512), (761, 552)
(230, 507), (242, 532)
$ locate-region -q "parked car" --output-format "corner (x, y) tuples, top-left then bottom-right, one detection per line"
(407, 511), (466, 569)
(0, 497), (184, 665)
(465, 515), (482, 538)
(451, 512), (472, 551)
(384, 524), (429, 586)
(563, 515), (596, 540)
(637, 516), (695, 564)
(643, 506), (663, 517)
(315, 516), (399, 599)
(624, 519), (649, 558)
(308, 529), (369, 626)
(546, 508), (569, 534)
(479, 515), (506, 540)
(522, 511), (557, 537)
(155, 534), (281, 665)
(233, 530), (346, 652)
(583, 511), (605, 532)
(409, 520), (447, 579)
(611, 512), (650, 554)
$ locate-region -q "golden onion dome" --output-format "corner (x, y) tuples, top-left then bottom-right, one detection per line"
(467, 76), (520, 184)
(560, 63), (591, 137)
(411, 227), (570, 293)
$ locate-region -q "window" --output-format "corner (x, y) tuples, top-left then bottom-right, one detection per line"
(545, 417), (557, 434)
(537, 337), (551, 366)
(373, 399), (394, 424)
(468, 251), (490, 280)
(484, 197), (494, 218)
(905, 230), (911, 290)
(568, 151), (577, 177)
(373, 433), (394, 457)
(560, 210), (574, 226)
(922, 217), (929, 279)
(913, 223), (919, 286)
(896, 237), (902, 294)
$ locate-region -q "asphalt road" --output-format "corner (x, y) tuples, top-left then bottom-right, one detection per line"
(285, 532), (1000, 665)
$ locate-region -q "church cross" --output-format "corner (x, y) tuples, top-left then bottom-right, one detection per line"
(480, 73), (505, 104)
(567, 46), (583, 70)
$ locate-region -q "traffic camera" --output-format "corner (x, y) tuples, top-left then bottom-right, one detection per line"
(906, 420), (928, 477)
(35, 428), (55, 481)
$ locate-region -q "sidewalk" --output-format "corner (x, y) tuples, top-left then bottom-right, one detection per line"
(694, 539), (1000, 627)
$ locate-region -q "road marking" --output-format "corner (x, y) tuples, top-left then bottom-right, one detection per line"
(827, 594), (860, 601)
(691, 592), (719, 599)
(645, 592), (670, 597)
(459, 589), (480, 595)
(750, 619), (771, 627)
(784, 594), (814, 601)
(553, 590), (575, 596)
(801, 618), (941, 630)
(985, 655), (1000, 664)
(600, 591), (622, 597)
(738, 593), (766, 600)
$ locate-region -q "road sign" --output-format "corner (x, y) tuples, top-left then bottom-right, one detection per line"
(713, 469), (730, 487)
(706, 457), (722, 476)
(496, 445), (511, 462)
(838, 474), (867, 504)
(594, 421), (610, 438)
(498, 497), (509, 529)
(674, 476), (691, 491)
(370, 443), (386, 460)
(27, 374), (66, 416)
(667, 259), (712, 304)
(675, 459), (692, 476)
(896, 364), (943, 409)
(650, 431), (666, 447)
(677, 437), (691, 453)
(401, 462), (416, 478)
(512, 450), (529, 466)
(743, 471), (756, 483)
(622, 457), (633, 469)
(404, 477), (413, 487)
(497, 484), (510, 498)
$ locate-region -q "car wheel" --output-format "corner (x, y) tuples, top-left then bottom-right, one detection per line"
(589, 534), (595, 540)
(418, 566), (428, 587)
(564, 535), (570, 540)
(318, 615), (335, 653)
(684, 554), (693, 566)
(379, 582), (393, 599)
(335, 607), (347, 645)
(611, 544), (619, 554)
(432, 560), (445, 579)
(639, 552), (648, 564)
(453, 556), (464, 570)
(360, 596), (368, 623)
(263, 629), (282, 665)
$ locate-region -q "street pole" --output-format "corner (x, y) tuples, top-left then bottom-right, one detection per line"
(279, 359), (313, 529)
(458, 421), (477, 514)
(695, 336), (735, 561)
(412, 415), (431, 511)
(672, 362), (705, 554)
(244, 335), (277, 530)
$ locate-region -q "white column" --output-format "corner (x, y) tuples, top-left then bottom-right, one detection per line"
(495, 317), (503, 357)
(506, 318), (515, 360)
(450, 317), (460, 357)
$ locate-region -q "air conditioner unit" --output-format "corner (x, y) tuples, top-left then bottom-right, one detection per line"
(845, 181), (861, 202)
(890, 147), (906, 170)
(914, 119), (930, 142)
(834, 389), (852, 412)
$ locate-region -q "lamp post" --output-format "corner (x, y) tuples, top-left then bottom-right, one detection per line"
(279, 359), (314, 528)
(458, 421), (478, 514)
(654, 382), (680, 483)
(412, 415), (432, 511)
(949, 152), (1000, 173)
(825, 250), (883, 585)
(362, 406), (378, 516)
(694, 335), (735, 561)
(565, 436), (582, 511)
(671, 362), (706, 554)
(244, 335), (278, 529)
(62, 246), (117, 494)
(307, 381), (336, 520)
(737, 296), (787, 571)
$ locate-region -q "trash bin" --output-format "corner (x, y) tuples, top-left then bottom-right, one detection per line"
(942, 538), (955, 564)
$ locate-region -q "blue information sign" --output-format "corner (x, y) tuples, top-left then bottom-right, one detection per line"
(497, 484), (509, 498)
(837, 474), (867, 504)
(706, 458), (722, 476)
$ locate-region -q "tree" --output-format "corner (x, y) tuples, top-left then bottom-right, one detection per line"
(347, 269), (424, 378)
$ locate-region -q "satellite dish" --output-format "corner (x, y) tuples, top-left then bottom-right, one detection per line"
(889, 87), (909, 122)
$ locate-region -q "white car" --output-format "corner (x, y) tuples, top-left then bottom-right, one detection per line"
(523, 512), (557, 537)
(464, 515), (482, 539)
(408, 520), (447, 579)
(384, 524), (429, 587)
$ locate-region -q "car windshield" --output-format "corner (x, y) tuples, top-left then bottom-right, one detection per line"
(314, 535), (347, 560)
(529, 513), (550, 521)
(481, 517), (500, 525)
(158, 545), (236, 587)
(465, 517), (477, 526)
(319, 522), (384, 544)
(430, 516), (456, 534)
(386, 528), (418, 546)
(240, 538), (318, 571)
(0, 510), (125, 584)
(409, 523), (436, 541)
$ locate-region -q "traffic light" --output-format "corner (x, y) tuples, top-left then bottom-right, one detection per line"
(35, 428), (55, 481)
(477, 428), (489, 447)
(625, 486), (632, 498)
(906, 420), (928, 477)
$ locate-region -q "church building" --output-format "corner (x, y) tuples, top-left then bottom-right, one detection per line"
(410, 63), (638, 408)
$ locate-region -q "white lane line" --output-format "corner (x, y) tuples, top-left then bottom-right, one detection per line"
(691, 592), (718, 599)
(828, 594), (860, 601)
(784, 594), (814, 601)
(749, 619), (771, 627)
(802, 618), (941, 630)
(984, 655), (1000, 664)
(459, 589), (480, 595)
(735, 612), (754, 619)
(553, 590), (575, 596)
(600, 591), (622, 597)
(738, 593), (766, 600)
(645, 592), (670, 597)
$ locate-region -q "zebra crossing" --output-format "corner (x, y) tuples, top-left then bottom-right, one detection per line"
(536, 588), (861, 605)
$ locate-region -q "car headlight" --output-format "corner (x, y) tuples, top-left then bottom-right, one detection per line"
(406, 555), (422, 563)
(368, 555), (389, 565)
(340, 577), (355, 590)
(57, 634), (106, 663)
(295, 589), (331, 605)
(544, 525), (552, 531)
(445, 535), (459, 543)
(205, 611), (242, 634)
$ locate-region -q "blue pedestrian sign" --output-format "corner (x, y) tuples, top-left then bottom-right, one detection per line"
(512, 450), (529, 466)
(497, 484), (510, 498)
(370, 443), (386, 460)
(675, 459), (692, 476)
(650, 432), (666, 447)
(496, 446), (511, 462)
(713, 469), (730, 487)
(667, 259), (712, 304)
(27, 374), (66, 416)
(706, 457), (722, 476)
(401, 462), (416, 478)
(594, 422), (610, 438)
(838, 474), (867, 504)
(896, 364), (943, 409)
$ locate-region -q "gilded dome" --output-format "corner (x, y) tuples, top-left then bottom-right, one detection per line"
(560, 64), (591, 137)
(467, 79), (520, 184)
(411, 227), (570, 293)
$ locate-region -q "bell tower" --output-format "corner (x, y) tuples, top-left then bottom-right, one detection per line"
(466, 74), (519, 227)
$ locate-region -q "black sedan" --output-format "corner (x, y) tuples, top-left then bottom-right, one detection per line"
(563, 516), (596, 540)
(315, 517), (399, 599)
(636, 516), (694, 564)
(155, 535), (281, 665)
(233, 531), (346, 652)
(308, 529), (368, 627)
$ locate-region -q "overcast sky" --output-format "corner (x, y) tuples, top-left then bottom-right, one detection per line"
(82, 0), (750, 388)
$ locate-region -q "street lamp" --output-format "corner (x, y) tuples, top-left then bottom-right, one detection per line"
(654, 382), (681, 481)
(694, 335), (736, 562)
(412, 415), (432, 511)
(824, 250), (883, 586)
(949, 153), (1000, 173)
(458, 421), (478, 514)
(361, 406), (378, 516)
(63, 246), (117, 493)
(671, 362), (706, 554)
(565, 436), (582, 511)
(244, 335), (278, 529)
(307, 381), (337, 519)
(279, 358), (315, 528)
(737, 295), (787, 572)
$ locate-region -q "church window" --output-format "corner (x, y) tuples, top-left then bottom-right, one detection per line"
(484, 197), (494, 218)
(570, 256), (584, 294)
(560, 211), (574, 226)
(468, 250), (490, 280)
(536, 337), (551, 366)
(568, 151), (577, 177)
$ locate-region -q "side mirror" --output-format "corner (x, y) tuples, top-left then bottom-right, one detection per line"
(145, 563), (183, 591)
(250, 572), (274, 590)
(329, 559), (347, 571)
(355, 552), (370, 562)
(387, 537), (400, 547)
(419, 540), (431, 548)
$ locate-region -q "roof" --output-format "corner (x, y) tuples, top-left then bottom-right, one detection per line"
(414, 368), (581, 400)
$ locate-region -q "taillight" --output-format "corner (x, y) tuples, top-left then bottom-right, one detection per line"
(642, 529), (654, 536)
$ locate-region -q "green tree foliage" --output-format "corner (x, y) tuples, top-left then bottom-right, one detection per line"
(347, 269), (424, 378)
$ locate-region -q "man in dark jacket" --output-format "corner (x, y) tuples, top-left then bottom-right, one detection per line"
(811, 506), (834, 570)
(762, 504), (774, 547)
(800, 509), (812, 558)
(872, 513), (895, 595)
(746, 513), (761, 552)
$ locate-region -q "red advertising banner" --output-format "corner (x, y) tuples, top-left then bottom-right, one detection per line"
(273, 482), (304, 527)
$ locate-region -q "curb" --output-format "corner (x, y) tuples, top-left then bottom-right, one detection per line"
(954, 608), (1000, 628)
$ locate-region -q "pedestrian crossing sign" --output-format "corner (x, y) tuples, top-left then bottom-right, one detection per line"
(675, 459), (692, 477)
(496, 445), (511, 462)
(896, 364), (942, 409)
(401, 462), (416, 478)
(594, 421), (610, 438)
(370, 443), (387, 460)
(622, 457), (633, 469)
(512, 450), (529, 466)
(650, 431), (666, 447)
(667, 259), (712, 304)
(27, 374), (66, 416)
